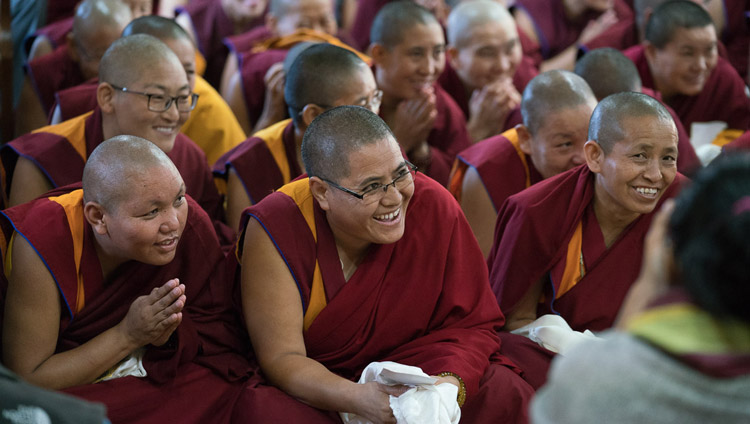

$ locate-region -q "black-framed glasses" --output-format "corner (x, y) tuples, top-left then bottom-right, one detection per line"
(321, 162), (417, 205)
(109, 84), (199, 112)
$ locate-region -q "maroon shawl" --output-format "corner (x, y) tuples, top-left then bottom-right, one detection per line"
(25, 44), (85, 114)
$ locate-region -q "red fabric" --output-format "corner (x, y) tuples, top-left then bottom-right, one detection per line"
(515, 0), (633, 60)
(487, 165), (687, 332)
(625, 44), (750, 132)
(238, 173), (532, 421)
(44, 1), (160, 25)
(580, 16), (637, 52)
(722, 130), (750, 153)
(212, 120), (300, 204)
(0, 189), (253, 423)
(177, 0), (264, 88)
(720, 0), (750, 80)
(454, 133), (544, 212)
(1, 109), (228, 241)
(52, 79), (98, 122)
(348, 0), (391, 51)
(225, 26), (273, 57)
(26, 44), (85, 114)
(238, 49), (290, 128)
(437, 56), (538, 120)
(23, 16), (73, 57)
(518, 27), (544, 69)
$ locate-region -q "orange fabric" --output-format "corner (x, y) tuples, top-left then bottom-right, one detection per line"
(251, 28), (371, 64)
(556, 220), (585, 300)
(712, 128), (744, 147)
(32, 111), (93, 162)
(253, 119), (294, 184)
(448, 161), (467, 202)
(48, 190), (87, 314)
(504, 129), (531, 188)
(195, 50), (207, 77)
(277, 179), (326, 330)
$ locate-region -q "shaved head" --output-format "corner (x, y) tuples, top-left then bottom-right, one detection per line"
(285, 43), (372, 126)
(370, 1), (439, 49)
(99, 33), (182, 87)
(302, 106), (394, 180)
(73, 0), (132, 44)
(575, 48), (642, 100)
(588, 92), (674, 153)
(122, 15), (191, 43)
(83, 135), (180, 211)
(521, 70), (597, 135)
(446, 0), (516, 48)
(645, 0), (713, 48)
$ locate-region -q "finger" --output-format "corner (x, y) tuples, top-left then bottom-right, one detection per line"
(148, 279), (180, 304)
(154, 285), (185, 310)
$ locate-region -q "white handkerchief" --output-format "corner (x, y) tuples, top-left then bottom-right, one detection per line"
(339, 361), (461, 424)
(511, 314), (601, 355)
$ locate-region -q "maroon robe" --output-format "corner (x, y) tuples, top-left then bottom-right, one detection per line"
(722, 130), (750, 153)
(224, 26), (273, 58)
(625, 44), (750, 133)
(514, 0), (634, 60)
(23, 16), (73, 57)
(25, 44), (85, 115)
(232, 173), (534, 423)
(176, 0), (264, 88)
(52, 80), (99, 122)
(0, 188), (252, 424)
(451, 131), (544, 212)
(720, 0), (750, 80)
(1, 108), (227, 240)
(212, 120), (300, 205)
(437, 56), (538, 121)
(238, 48), (290, 129)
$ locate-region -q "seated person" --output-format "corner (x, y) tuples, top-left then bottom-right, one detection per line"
(513, 0), (634, 71)
(214, 43), (379, 231)
(51, 15), (248, 167)
(369, 1), (471, 186)
(624, 0), (750, 143)
(233, 105), (534, 423)
(574, 47), (700, 175)
(2, 35), (227, 243)
(175, 0), (268, 88)
(221, 0), (344, 135)
(449, 70), (596, 257)
(532, 153), (750, 423)
(0, 136), (251, 423)
(25, 0), (153, 62)
(16, 0), (132, 136)
(487, 92), (687, 387)
(440, 0), (537, 142)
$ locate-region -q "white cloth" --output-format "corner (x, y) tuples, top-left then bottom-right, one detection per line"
(339, 361), (461, 424)
(511, 314), (601, 356)
(95, 348), (147, 382)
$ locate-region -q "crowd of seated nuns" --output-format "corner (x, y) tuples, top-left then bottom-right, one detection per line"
(2, 0), (750, 422)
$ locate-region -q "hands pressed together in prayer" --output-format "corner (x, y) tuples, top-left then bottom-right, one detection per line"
(468, 78), (521, 142)
(578, 9), (618, 47)
(117, 278), (185, 348)
(391, 85), (437, 171)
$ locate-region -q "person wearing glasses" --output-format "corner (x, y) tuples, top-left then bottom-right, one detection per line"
(233, 106), (533, 423)
(2, 34), (225, 243)
(214, 42), (382, 232)
(0, 136), (253, 423)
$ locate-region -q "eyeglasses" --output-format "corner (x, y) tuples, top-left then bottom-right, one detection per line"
(321, 162), (417, 205)
(109, 84), (199, 112)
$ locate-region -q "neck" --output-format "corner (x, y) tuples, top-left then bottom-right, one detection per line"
(93, 238), (125, 281)
(293, 124), (305, 172)
(593, 177), (641, 248)
(101, 116), (118, 141)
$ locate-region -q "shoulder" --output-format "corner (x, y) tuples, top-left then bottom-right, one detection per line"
(458, 133), (516, 167)
(409, 173), (463, 223)
(506, 164), (587, 212)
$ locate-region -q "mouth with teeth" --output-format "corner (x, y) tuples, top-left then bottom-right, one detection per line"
(374, 208), (401, 223)
(155, 237), (179, 252)
(154, 126), (177, 136)
(634, 186), (659, 199)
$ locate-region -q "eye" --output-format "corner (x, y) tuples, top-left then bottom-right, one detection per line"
(361, 182), (383, 194)
(557, 141), (573, 148)
(632, 152), (647, 160)
(174, 195), (186, 206)
(143, 208), (159, 218)
(663, 155), (677, 163)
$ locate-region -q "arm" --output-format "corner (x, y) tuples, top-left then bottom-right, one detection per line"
(226, 168), (252, 233)
(240, 218), (402, 424)
(251, 63), (287, 133)
(538, 10), (619, 72)
(502, 276), (544, 331)
(27, 36), (54, 61)
(15, 77), (48, 137)
(2, 234), (186, 389)
(220, 53), (240, 101)
(460, 166), (499, 258)
(223, 71), (252, 136)
(8, 157), (54, 207)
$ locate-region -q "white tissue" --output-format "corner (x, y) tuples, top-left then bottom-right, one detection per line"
(511, 314), (601, 355)
(339, 361), (461, 424)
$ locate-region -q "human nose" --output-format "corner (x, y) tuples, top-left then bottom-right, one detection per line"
(643, 159), (663, 182)
(160, 207), (180, 233)
(570, 151), (585, 166)
(379, 181), (403, 204)
(161, 98), (181, 121)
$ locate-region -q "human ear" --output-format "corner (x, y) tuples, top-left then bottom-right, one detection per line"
(584, 140), (604, 173)
(516, 124), (533, 155)
(65, 33), (80, 63)
(84, 202), (108, 235)
(309, 177), (330, 210)
(97, 83), (116, 113)
(446, 45), (459, 67)
(369, 43), (387, 65)
(301, 104), (325, 128)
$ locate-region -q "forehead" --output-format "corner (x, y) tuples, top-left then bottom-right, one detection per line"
(664, 25), (717, 48)
(394, 21), (444, 48)
(128, 57), (188, 88)
(335, 66), (376, 94)
(121, 164), (183, 202)
(342, 138), (402, 180)
(460, 21), (517, 48)
(612, 115), (677, 149)
(162, 37), (195, 63)
(287, 0), (332, 15)
(537, 104), (594, 134)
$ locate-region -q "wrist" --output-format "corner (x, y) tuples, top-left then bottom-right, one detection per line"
(437, 371), (466, 407)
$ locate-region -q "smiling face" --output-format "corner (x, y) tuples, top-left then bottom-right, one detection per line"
(222, 0), (267, 25)
(520, 103), (594, 179)
(271, 0), (337, 37)
(449, 21), (522, 91)
(588, 114), (678, 223)
(162, 36), (197, 90)
(318, 138), (415, 252)
(645, 25), (718, 98)
(98, 165), (188, 266)
(105, 58), (191, 153)
(374, 21), (446, 100)
(328, 66), (380, 113)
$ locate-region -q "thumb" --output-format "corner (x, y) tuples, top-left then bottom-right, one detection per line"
(379, 383), (411, 397)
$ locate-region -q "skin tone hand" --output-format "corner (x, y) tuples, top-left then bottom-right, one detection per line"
(350, 382), (409, 424)
(615, 199), (676, 328)
(116, 278), (186, 348)
(578, 9), (618, 46)
(390, 85), (438, 154)
(254, 62), (287, 132)
(468, 79), (521, 142)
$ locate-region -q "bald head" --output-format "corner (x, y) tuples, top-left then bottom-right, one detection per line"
(370, 1), (439, 49)
(645, 0), (713, 48)
(83, 135), (179, 210)
(73, 0), (132, 43)
(575, 48), (642, 100)
(302, 106), (394, 180)
(122, 15), (191, 43)
(446, 0), (516, 48)
(285, 43), (373, 126)
(588, 92), (675, 153)
(99, 33), (183, 87)
(521, 70), (597, 135)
